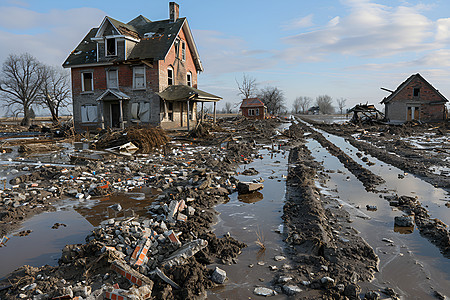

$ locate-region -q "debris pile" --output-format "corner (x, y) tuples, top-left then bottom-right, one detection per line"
(92, 126), (170, 153)
(348, 103), (385, 125)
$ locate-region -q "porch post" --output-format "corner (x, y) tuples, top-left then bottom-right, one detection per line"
(119, 99), (124, 129)
(180, 102), (183, 127)
(201, 102), (204, 123)
(99, 100), (105, 129)
(213, 102), (216, 125)
(187, 100), (190, 131)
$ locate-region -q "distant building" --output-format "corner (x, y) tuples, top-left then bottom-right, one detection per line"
(63, 2), (221, 132)
(381, 73), (448, 123)
(240, 98), (266, 119)
(308, 106), (320, 115)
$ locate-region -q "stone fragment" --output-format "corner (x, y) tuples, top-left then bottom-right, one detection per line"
(161, 239), (208, 268)
(211, 267), (227, 284)
(237, 182), (264, 194)
(282, 284), (302, 296)
(253, 287), (277, 297)
(394, 216), (414, 227)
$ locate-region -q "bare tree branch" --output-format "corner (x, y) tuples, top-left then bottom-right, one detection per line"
(236, 73), (258, 100)
(258, 86), (286, 115)
(336, 97), (347, 115)
(0, 53), (45, 126)
(316, 95), (334, 114)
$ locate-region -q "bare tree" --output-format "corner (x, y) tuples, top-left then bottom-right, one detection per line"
(39, 66), (71, 124)
(316, 95), (334, 114)
(293, 96), (312, 114)
(224, 102), (233, 114)
(236, 73), (258, 99)
(292, 97), (301, 114)
(336, 98), (347, 115)
(0, 53), (45, 126)
(258, 86), (286, 115)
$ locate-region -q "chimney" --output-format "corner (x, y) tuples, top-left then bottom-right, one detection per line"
(169, 2), (179, 23)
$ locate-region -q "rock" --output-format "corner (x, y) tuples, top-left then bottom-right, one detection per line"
(274, 255), (286, 261)
(161, 239), (208, 268)
(278, 276), (292, 283)
(394, 215), (414, 227)
(282, 285), (302, 296)
(364, 291), (380, 299)
(211, 267), (227, 284)
(237, 182), (264, 194)
(73, 286), (91, 297)
(320, 276), (335, 287)
(22, 283), (37, 291)
(253, 287), (277, 297)
(382, 238), (394, 244)
(366, 205), (377, 211)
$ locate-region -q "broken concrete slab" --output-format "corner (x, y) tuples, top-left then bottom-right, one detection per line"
(161, 239), (208, 268)
(237, 182), (264, 194)
(211, 267), (227, 284)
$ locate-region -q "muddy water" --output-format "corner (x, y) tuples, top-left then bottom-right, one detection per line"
(0, 188), (157, 279)
(209, 147), (290, 299)
(306, 137), (450, 299)
(0, 210), (93, 279)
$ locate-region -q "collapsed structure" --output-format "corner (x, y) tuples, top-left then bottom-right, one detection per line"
(63, 2), (221, 132)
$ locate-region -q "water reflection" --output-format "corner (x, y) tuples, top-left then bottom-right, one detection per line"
(238, 191), (264, 204)
(394, 226), (414, 234)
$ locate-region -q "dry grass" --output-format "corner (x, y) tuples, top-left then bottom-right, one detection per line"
(255, 225), (266, 250)
(92, 125), (170, 153)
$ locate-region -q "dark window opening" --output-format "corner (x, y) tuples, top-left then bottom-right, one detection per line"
(182, 42), (186, 60)
(413, 88), (420, 97)
(82, 72), (93, 92)
(168, 102), (173, 121)
(168, 68), (173, 85)
(106, 38), (116, 56)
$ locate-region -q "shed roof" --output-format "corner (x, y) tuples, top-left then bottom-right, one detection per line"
(158, 85), (221, 102)
(240, 98), (265, 108)
(381, 73), (448, 104)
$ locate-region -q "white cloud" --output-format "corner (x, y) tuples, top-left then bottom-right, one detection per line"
(194, 30), (275, 74)
(0, 6), (105, 66)
(282, 0), (437, 61)
(282, 14), (314, 30)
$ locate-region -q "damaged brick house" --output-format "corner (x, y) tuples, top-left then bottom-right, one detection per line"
(240, 98), (267, 119)
(381, 73), (448, 124)
(63, 2), (221, 132)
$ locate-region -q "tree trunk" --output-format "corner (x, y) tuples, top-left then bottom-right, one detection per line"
(21, 107), (31, 127)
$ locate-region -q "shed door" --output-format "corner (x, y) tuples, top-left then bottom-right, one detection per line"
(407, 106), (419, 121)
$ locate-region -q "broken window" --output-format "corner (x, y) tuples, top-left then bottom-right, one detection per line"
(131, 102), (150, 122)
(81, 72), (93, 92)
(80, 105), (98, 123)
(181, 41), (186, 61)
(168, 68), (174, 85)
(106, 38), (116, 56)
(413, 88), (420, 97)
(174, 39), (180, 58)
(187, 72), (192, 87)
(256, 108), (260, 116)
(133, 66), (145, 89)
(107, 69), (118, 88)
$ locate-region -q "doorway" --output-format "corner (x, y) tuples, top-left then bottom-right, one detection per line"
(111, 103), (121, 128)
(407, 106), (419, 121)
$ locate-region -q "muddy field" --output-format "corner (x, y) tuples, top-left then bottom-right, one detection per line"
(0, 116), (449, 299)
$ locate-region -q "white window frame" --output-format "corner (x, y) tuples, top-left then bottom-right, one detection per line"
(105, 38), (117, 56)
(80, 104), (98, 123)
(181, 41), (186, 61)
(187, 72), (192, 87)
(107, 69), (118, 89)
(248, 109), (255, 116)
(168, 67), (174, 85)
(133, 66), (146, 89)
(174, 39), (180, 59)
(81, 72), (94, 92)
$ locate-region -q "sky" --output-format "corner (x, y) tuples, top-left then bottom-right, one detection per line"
(1, 0), (450, 112)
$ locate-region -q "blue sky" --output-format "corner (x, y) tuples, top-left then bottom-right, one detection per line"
(1, 0), (450, 112)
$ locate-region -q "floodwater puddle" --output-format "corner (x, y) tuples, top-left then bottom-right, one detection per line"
(210, 147), (290, 299)
(306, 136), (450, 298)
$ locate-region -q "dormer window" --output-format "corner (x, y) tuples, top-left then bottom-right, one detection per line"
(106, 38), (116, 56)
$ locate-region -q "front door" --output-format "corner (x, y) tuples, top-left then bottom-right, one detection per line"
(111, 103), (121, 128)
(407, 106), (419, 121)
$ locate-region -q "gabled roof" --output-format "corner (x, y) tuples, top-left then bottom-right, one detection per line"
(158, 85), (221, 102)
(381, 73), (448, 104)
(63, 14), (203, 71)
(240, 98), (265, 108)
(96, 89), (130, 101)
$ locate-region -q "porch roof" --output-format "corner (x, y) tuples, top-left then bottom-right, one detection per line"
(158, 85), (221, 102)
(96, 89), (131, 101)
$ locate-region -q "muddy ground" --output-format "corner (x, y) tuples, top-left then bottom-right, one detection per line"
(0, 116), (448, 299)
